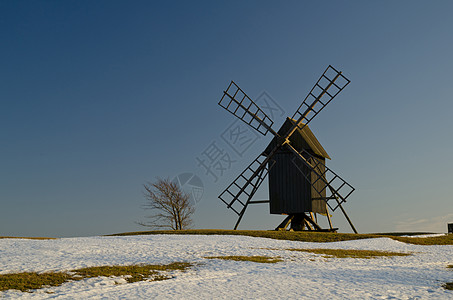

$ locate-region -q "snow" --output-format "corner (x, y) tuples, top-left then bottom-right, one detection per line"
(0, 235), (452, 299)
(401, 233), (447, 238)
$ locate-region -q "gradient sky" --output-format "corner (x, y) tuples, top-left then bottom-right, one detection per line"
(1, 1), (452, 237)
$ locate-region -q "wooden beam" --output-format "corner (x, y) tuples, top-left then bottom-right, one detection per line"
(328, 186), (358, 234)
(303, 213), (322, 231)
(275, 215), (293, 231)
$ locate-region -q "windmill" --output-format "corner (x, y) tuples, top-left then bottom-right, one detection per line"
(217, 65), (357, 233)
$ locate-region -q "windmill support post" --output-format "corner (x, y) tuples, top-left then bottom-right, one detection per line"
(275, 213), (337, 232)
(326, 209), (334, 230)
(275, 215), (293, 231)
(328, 186), (358, 234)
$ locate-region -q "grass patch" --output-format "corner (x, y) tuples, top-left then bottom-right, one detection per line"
(108, 229), (453, 245)
(390, 235), (452, 245)
(109, 229), (379, 243)
(204, 255), (282, 263)
(0, 262), (192, 292)
(73, 263), (190, 283)
(283, 248), (411, 259)
(74, 262), (191, 283)
(0, 272), (76, 292)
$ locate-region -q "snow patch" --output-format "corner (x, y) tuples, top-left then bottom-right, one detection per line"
(0, 235), (451, 299)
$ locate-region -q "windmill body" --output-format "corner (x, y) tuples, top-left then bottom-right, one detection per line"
(217, 65), (358, 232)
(264, 118), (329, 216)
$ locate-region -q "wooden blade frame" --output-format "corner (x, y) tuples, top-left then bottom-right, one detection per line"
(289, 147), (355, 211)
(218, 153), (275, 229)
(287, 65), (350, 137)
(219, 81), (277, 136)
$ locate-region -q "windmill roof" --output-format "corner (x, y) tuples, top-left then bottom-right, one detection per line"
(264, 118), (330, 159)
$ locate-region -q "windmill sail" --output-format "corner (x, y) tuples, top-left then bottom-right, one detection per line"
(290, 65), (350, 134)
(219, 154), (274, 216)
(289, 147), (355, 212)
(219, 81), (276, 136)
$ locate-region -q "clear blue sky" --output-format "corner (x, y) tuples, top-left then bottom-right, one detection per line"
(1, 1), (452, 237)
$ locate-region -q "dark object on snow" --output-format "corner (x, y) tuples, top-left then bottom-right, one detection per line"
(448, 223), (453, 234)
(217, 65), (357, 233)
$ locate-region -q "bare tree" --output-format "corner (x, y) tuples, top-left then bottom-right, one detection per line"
(138, 177), (194, 230)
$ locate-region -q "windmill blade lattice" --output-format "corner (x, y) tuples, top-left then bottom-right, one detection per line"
(219, 154), (274, 215)
(219, 81), (276, 136)
(290, 148), (355, 212)
(291, 65), (350, 132)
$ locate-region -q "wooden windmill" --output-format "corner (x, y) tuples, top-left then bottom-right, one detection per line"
(217, 65), (357, 233)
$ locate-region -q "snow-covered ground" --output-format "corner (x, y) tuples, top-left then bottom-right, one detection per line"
(401, 233), (447, 238)
(0, 235), (452, 299)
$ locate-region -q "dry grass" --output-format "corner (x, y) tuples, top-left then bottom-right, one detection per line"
(0, 272), (76, 292)
(283, 248), (411, 259)
(444, 282), (453, 290)
(109, 230), (378, 243)
(0, 262), (192, 292)
(108, 229), (453, 245)
(204, 255), (282, 263)
(390, 235), (452, 245)
(73, 262), (191, 283)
